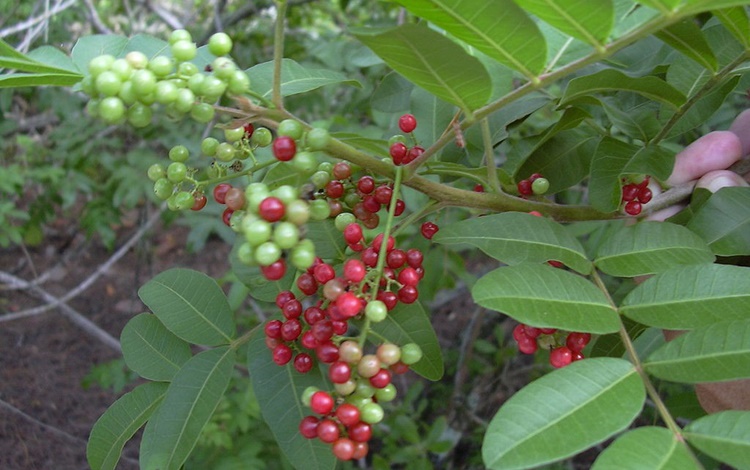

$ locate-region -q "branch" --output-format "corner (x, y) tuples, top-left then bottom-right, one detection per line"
(81, 0), (113, 35)
(0, 0), (77, 39)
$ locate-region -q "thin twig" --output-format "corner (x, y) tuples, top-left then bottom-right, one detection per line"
(0, 208), (162, 322)
(81, 0), (113, 34)
(144, 0), (184, 30)
(0, 0), (77, 39)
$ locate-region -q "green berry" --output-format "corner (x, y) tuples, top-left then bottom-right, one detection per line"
(285, 200), (310, 226)
(166, 161), (188, 183)
(174, 88), (196, 113)
(374, 383), (397, 402)
(208, 32), (233, 56)
(148, 56), (173, 77)
(98, 97), (125, 123)
(273, 222), (300, 249)
(308, 199), (331, 221)
(237, 242), (255, 265)
(278, 119), (304, 140)
(110, 59), (133, 80)
(224, 127), (245, 143)
(187, 73), (206, 93)
(251, 127), (272, 147)
(360, 402), (384, 424)
(131, 69), (157, 96)
(254, 241), (282, 266)
(302, 386), (319, 407)
(125, 51), (148, 69)
(190, 102), (215, 123)
(335, 213), (356, 231)
(532, 177), (550, 195)
(365, 300), (388, 322)
(271, 185), (298, 206)
(155, 81), (179, 104)
(290, 239), (316, 270)
(127, 102), (152, 128)
(201, 137), (220, 156)
(227, 70), (250, 95)
(169, 145), (190, 162)
(95, 71), (122, 96)
(200, 75), (227, 101)
(306, 128), (331, 151)
(147, 163), (165, 182)
(243, 218), (272, 246)
(118, 81), (137, 105)
(211, 57), (237, 80)
(215, 142), (236, 162)
(317, 162), (333, 173)
(174, 191), (194, 210)
(88, 54), (115, 78)
(177, 62), (199, 77)
(153, 178), (174, 200)
(400, 343), (423, 365)
(169, 29), (192, 45)
(310, 170), (330, 189)
(171, 40), (197, 62)
(292, 151), (318, 174)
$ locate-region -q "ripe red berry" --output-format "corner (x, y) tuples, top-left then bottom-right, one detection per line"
(394, 199), (406, 216)
(517, 179), (533, 196)
(264, 319), (282, 339)
(314, 263), (336, 284)
(386, 249), (406, 269)
(343, 259), (366, 283)
(332, 437), (355, 461)
(191, 194), (208, 211)
(296, 272), (318, 296)
(377, 290), (398, 310)
(312, 320), (334, 342)
(336, 292), (362, 318)
(299, 415), (320, 439)
(259, 197), (285, 222)
(565, 332), (591, 352)
(221, 208), (234, 226)
(343, 223), (363, 245)
(304, 306), (326, 326)
(420, 221), (439, 240)
(398, 267), (420, 287)
(315, 341), (340, 363)
(273, 135), (297, 161)
(406, 248), (423, 268)
(332, 162), (352, 180)
(316, 419), (340, 443)
(512, 324), (528, 342)
(374, 185), (393, 205)
(369, 368), (392, 389)
(272, 343), (293, 365)
(243, 123), (254, 137)
(357, 176), (375, 194)
(361, 247), (379, 267)
(362, 195), (381, 213)
(621, 183), (639, 202)
(276, 291), (295, 309)
(389, 142), (408, 165)
(372, 233), (395, 252)
(310, 391), (335, 415)
(335, 403), (361, 427)
(473, 184), (485, 192)
(397, 285), (419, 304)
(326, 180), (345, 199)
(224, 187), (245, 211)
(398, 113), (417, 133)
(282, 299), (303, 319)
(404, 145), (424, 164)
(261, 259), (286, 281)
(213, 183), (232, 204)
(638, 187), (653, 204)
(516, 335), (538, 354)
(624, 199), (642, 216)
(328, 361), (352, 384)
(348, 422), (372, 442)
(301, 330), (318, 349)
(294, 353), (313, 373)
(550, 346), (574, 368)
(280, 318), (302, 342)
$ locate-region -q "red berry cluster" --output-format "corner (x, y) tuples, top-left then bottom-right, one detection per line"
(512, 323), (591, 368)
(389, 113), (423, 165)
(316, 161), (406, 230)
(517, 173), (549, 197)
(621, 176), (653, 216)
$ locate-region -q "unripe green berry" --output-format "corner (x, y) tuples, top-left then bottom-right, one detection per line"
(532, 177), (550, 195)
(243, 219), (272, 246)
(98, 96), (125, 123)
(155, 81), (179, 104)
(201, 137), (220, 156)
(400, 343), (423, 365)
(365, 300), (388, 323)
(88, 54), (115, 78)
(301, 386), (319, 407)
(335, 212), (356, 231)
(169, 145), (190, 162)
(174, 88), (196, 113)
(110, 59), (133, 80)
(375, 383), (397, 402)
(236, 242), (255, 265)
(131, 69), (157, 96)
(177, 62), (199, 77)
(208, 32), (233, 56)
(227, 70), (251, 95)
(166, 161), (188, 183)
(290, 239), (315, 270)
(251, 127), (272, 147)
(147, 163), (166, 182)
(127, 102), (152, 128)
(125, 51), (148, 70)
(317, 162), (333, 173)
(273, 222), (300, 249)
(285, 200), (310, 226)
(211, 57), (237, 80)
(171, 40), (197, 62)
(153, 178), (174, 200)
(305, 128), (331, 151)
(254, 241), (282, 266)
(215, 142), (236, 162)
(224, 127), (245, 143)
(174, 191), (194, 210)
(308, 199), (331, 221)
(278, 119), (304, 140)
(271, 185), (298, 206)
(291, 151), (318, 174)
(95, 71), (122, 96)
(310, 170), (330, 189)
(190, 102), (215, 123)
(360, 402), (384, 424)
(169, 29), (192, 45)
(148, 56), (173, 78)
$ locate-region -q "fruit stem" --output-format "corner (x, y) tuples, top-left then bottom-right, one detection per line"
(271, 0), (288, 110)
(480, 118), (501, 193)
(196, 157), (277, 187)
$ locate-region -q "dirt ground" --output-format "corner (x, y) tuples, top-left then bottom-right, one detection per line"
(0, 209), (233, 470)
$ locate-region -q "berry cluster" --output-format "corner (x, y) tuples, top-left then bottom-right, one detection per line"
(621, 176), (653, 216)
(517, 173), (550, 197)
(512, 323), (591, 368)
(388, 114), (424, 165)
(82, 30), (248, 127)
(311, 162), (406, 230)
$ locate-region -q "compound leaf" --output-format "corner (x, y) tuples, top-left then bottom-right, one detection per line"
(560, 69), (686, 109)
(592, 427), (699, 470)
(247, 58), (361, 98)
(684, 411), (750, 470)
(515, 0), (614, 47)
(655, 20), (717, 71)
(685, 187), (750, 256)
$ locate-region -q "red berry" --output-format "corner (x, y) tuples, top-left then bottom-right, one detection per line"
(221, 208), (234, 226)
(332, 438), (355, 461)
(332, 162), (352, 180)
(310, 391), (335, 415)
(332, 320), (348, 335)
(296, 272), (318, 296)
(374, 185), (393, 205)
(473, 184), (485, 192)
(213, 183), (232, 204)
(304, 306), (326, 325)
(294, 353), (313, 373)
(264, 319), (282, 339)
(259, 196), (286, 222)
(369, 368), (392, 389)
(329, 361), (352, 384)
(361, 247), (379, 267)
(517, 335), (538, 354)
(529, 211), (543, 217)
(280, 318), (302, 342)
(273, 136), (297, 161)
(386, 249), (406, 269)
(336, 292), (362, 318)
(529, 173), (543, 182)
(282, 299), (302, 319)
(273, 343), (293, 365)
(191, 194), (208, 211)
(325, 180), (345, 199)
(638, 187), (653, 204)
(420, 221), (439, 240)
(316, 341), (340, 363)
(406, 248), (423, 268)
(390, 361), (410, 374)
(624, 200), (642, 216)
(372, 233), (395, 252)
(314, 263), (336, 284)
(550, 346), (574, 368)
(398, 113), (417, 133)
(316, 419), (340, 443)
(389, 142), (408, 165)
(335, 403), (361, 427)
(352, 441), (369, 460)
(224, 187), (245, 211)
(397, 267), (420, 287)
(301, 330), (318, 349)
(343, 259), (366, 283)
(397, 285), (418, 304)
(523, 325), (541, 339)
(572, 351), (585, 362)
(343, 223), (363, 245)
(276, 291), (295, 309)
(565, 332), (591, 352)
(512, 324), (528, 342)
(261, 259), (286, 281)
(299, 415), (319, 439)
(357, 176), (375, 194)
(394, 199), (406, 216)
(348, 422), (372, 442)
(362, 195), (381, 213)
(312, 320), (334, 342)
(621, 183), (639, 202)
(403, 145), (424, 164)
(540, 328), (557, 334)
(517, 179), (533, 196)
(243, 123), (254, 137)
(377, 291), (398, 311)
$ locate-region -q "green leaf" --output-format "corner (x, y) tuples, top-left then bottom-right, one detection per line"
(394, 0), (547, 79)
(588, 137), (674, 212)
(120, 313), (193, 382)
(305, 219), (348, 261)
(713, 7), (750, 49)
(0, 56), (79, 75)
(655, 20), (717, 71)
(684, 0), (750, 15)
(592, 427), (699, 470)
(472, 264), (620, 334)
(664, 75), (741, 139)
(594, 221), (714, 277)
(482, 358), (645, 469)
(369, 302), (444, 381)
(514, 0), (614, 47)
(353, 23), (491, 113)
(684, 411), (750, 470)
(0, 73), (82, 88)
(601, 98), (661, 141)
(620, 264), (750, 329)
(559, 69), (687, 109)
(0, 37), (32, 61)
(26, 45), (80, 73)
(87, 382), (168, 470)
(637, 0), (681, 12)
(247, 58), (361, 99)
(138, 268), (235, 346)
(644, 320), (750, 383)
(71, 35), (129, 72)
(371, 71), (413, 112)
(685, 187), (750, 256)
(247, 329), (337, 470)
(139, 347), (235, 470)
(433, 212), (593, 275)
(262, 161), (303, 189)
(410, 86), (456, 161)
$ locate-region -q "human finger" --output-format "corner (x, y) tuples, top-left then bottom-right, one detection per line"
(666, 131), (743, 186)
(695, 169), (749, 192)
(729, 108), (750, 156)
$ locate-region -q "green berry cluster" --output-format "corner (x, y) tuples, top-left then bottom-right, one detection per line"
(81, 30), (249, 127)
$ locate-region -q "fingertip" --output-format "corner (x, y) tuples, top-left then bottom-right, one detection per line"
(667, 131), (743, 186)
(729, 109), (750, 156)
(695, 170), (749, 193)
